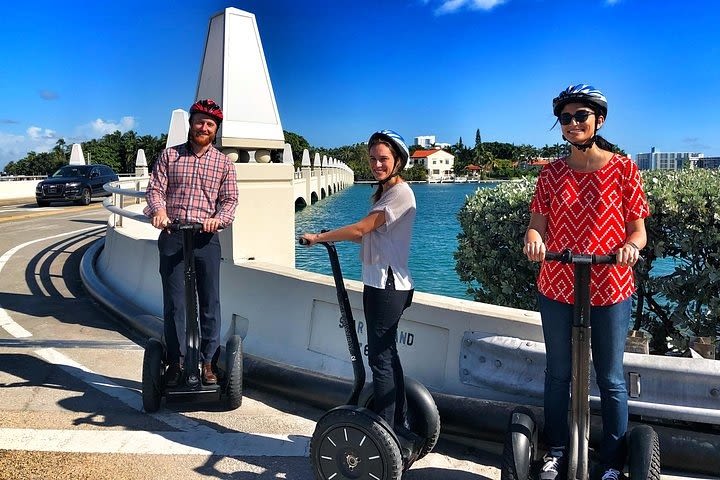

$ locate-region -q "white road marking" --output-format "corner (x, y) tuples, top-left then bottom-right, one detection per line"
(0, 225), (102, 338)
(0, 428), (309, 456)
(34, 347), (213, 435)
(0, 208), (55, 213)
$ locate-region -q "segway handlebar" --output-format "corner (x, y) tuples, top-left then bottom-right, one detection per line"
(545, 249), (616, 265)
(167, 222), (205, 232)
(297, 232), (366, 405)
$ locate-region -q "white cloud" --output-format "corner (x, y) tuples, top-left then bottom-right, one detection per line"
(436, 0), (466, 14)
(0, 116), (137, 171)
(470, 0), (507, 9)
(0, 132), (24, 149)
(435, 0), (506, 14)
(27, 126), (57, 140)
(0, 129), (57, 171)
(90, 116), (136, 135)
(606, 0), (621, 4)
(75, 116), (137, 138)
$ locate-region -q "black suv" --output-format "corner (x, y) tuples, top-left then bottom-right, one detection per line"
(35, 164), (119, 206)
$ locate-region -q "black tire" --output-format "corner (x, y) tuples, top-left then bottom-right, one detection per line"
(310, 406), (402, 480)
(77, 187), (91, 205)
(224, 335), (243, 410)
(627, 425), (661, 480)
(142, 338), (164, 413)
(358, 376), (441, 461)
(36, 200), (50, 207)
(501, 407), (538, 480)
(404, 377), (441, 459)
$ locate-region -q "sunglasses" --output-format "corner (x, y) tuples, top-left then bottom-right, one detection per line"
(559, 110), (595, 125)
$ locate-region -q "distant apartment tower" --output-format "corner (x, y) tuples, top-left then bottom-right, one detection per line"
(635, 147), (704, 170)
(700, 157), (720, 169)
(415, 135), (436, 148)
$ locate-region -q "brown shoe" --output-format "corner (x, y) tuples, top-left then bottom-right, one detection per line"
(202, 363), (217, 385)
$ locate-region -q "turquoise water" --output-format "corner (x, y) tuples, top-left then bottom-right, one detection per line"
(295, 182), (676, 301)
(295, 182), (494, 300)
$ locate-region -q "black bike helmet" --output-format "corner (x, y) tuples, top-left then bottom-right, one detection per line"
(552, 84), (608, 119)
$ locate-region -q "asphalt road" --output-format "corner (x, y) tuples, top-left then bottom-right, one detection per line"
(0, 199), (502, 480)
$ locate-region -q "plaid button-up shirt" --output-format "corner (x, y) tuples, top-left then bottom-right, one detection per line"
(144, 142), (238, 226)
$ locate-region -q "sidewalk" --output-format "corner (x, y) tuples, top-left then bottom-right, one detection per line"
(0, 197), (36, 207)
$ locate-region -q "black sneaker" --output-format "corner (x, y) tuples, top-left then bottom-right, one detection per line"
(539, 454), (566, 480)
(165, 363), (183, 387)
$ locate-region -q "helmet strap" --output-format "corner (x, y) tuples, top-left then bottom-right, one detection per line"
(375, 158), (399, 187)
(562, 135), (595, 152)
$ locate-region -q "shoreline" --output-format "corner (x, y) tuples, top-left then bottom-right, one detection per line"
(353, 179), (515, 185)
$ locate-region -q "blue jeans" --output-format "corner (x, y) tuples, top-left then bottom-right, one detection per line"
(539, 294), (631, 469)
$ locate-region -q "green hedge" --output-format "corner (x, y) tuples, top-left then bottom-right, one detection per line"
(455, 169), (720, 354)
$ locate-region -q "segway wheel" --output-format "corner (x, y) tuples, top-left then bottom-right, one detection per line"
(311, 406), (402, 480)
(224, 335), (243, 410)
(358, 376), (441, 461)
(404, 377), (441, 459)
(627, 425), (661, 480)
(142, 338), (164, 413)
(501, 407), (538, 480)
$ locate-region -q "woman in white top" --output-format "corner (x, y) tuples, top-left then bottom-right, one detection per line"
(300, 130), (416, 430)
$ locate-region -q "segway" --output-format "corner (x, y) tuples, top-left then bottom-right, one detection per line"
(300, 236), (441, 480)
(501, 249), (660, 480)
(142, 222), (243, 412)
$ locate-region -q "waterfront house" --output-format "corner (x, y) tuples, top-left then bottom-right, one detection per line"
(410, 148), (455, 182)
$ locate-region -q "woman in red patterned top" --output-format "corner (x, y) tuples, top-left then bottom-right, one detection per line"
(523, 84), (649, 480)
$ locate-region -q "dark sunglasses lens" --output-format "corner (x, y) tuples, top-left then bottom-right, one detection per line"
(560, 111), (592, 125)
(575, 111), (591, 123)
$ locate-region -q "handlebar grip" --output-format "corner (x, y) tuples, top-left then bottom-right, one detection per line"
(544, 251), (565, 262)
(298, 229), (331, 246)
(593, 254), (617, 264)
(168, 222), (204, 232)
(545, 250), (618, 264)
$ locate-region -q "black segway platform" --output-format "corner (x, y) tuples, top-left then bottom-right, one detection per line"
(142, 222), (243, 412)
(501, 249), (661, 480)
(300, 236), (441, 480)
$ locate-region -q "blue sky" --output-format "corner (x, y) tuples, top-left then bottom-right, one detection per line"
(1, 0), (718, 170)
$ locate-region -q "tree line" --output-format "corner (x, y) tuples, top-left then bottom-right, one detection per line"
(3, 131), (168, 176)
(5, 128), (620, 180)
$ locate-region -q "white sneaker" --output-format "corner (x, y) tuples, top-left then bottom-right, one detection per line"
(539, 454), (565, 480)
(601, 467), (626, 480)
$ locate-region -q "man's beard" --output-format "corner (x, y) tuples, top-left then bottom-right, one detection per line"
(190, 130), (214, 147)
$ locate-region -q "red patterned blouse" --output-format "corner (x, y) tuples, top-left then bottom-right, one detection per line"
(530, 154), (650, 306)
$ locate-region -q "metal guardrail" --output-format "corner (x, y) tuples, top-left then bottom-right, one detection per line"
(0, 175), (47, 181)
(103, 178), (151, 227)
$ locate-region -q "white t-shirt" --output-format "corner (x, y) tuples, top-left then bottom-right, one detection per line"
(360, 182), (416, 290)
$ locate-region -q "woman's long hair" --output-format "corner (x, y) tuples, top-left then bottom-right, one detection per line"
(594, 134), (616, 152)
(369, 139), (403, 203)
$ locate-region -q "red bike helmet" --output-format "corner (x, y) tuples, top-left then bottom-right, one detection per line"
(189, 98), (224, 124)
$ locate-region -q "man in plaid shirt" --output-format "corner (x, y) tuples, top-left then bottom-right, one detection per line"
(145, 98), (238, 387)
